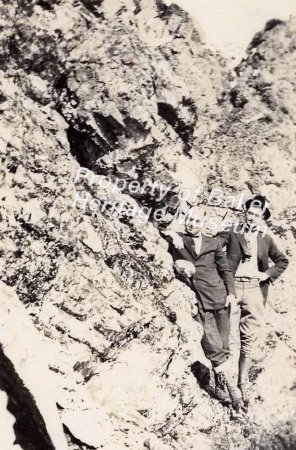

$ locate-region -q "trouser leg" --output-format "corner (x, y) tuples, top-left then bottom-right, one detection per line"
(229, 291), (241, 353)
(235, 279), (267, 401)
(197, 306), (243, 409)
(197, 306), (230, 368)
(238, 353), (252, 385)
(216, 306), (230, 359)
(227, 287), (242, 380)
(239, 282), (266, 358)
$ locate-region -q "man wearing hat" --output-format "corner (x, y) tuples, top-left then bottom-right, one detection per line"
(216, 195), (289, 403)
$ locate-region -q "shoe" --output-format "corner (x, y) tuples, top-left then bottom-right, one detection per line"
(214, 372), (231, 405)
(238, 383), (250, 405)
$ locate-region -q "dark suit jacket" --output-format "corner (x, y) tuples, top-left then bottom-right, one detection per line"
(216, 226), (289, 283)
(165, 233), (235, 310)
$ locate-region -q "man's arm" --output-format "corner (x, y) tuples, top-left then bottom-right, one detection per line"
(161, 231), (195, 290)
(161, 229), (184, 249)
(215, 229), (231, 248)
(161, 230), (182, 261)
(215, 240), (235, 296)
(265, 236), (289, 282)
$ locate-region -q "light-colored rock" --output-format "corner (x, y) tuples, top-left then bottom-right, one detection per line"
(0, 282), (68, 450)
(0, 1), (295, 449)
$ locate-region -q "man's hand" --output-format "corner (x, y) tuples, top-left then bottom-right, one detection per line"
(225, 293), (236, 308)
(258, 271), (270, 282)
(174, 260), (196, 277)
(162, 230), (184, 249)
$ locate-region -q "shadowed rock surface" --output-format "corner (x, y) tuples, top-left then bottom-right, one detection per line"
(0, 345), (56, 450)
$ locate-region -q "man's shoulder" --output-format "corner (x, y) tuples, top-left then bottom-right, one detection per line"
(203, 235), (222, 249)
(164, 231), (190, 247)
(181, 233), (194, 246)
(258, 231), (273, 244)
(161, 229), (184, 239)
(216, 225), (237, 239)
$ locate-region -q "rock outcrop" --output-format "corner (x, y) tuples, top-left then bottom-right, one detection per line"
(0, 282), (67, 450)
(0, 1), (295, 449)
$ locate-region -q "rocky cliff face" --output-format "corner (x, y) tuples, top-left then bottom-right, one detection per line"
(0, 1), (295, 449)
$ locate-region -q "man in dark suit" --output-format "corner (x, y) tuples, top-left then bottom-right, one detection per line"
(216, 195), (289, 403)
(163, 207), (242, 409)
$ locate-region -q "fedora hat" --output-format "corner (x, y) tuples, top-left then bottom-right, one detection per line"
(244, 194), (271, 220)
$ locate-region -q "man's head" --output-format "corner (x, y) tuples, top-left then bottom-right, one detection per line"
(185, 206), (206, 236)
(244, 195), (271, 229)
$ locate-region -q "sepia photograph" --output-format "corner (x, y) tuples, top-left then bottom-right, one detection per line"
(0, 0), (295, 449)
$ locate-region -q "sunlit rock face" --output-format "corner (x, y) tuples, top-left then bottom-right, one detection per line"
(0, 282), (67, 450)
(0, 1), (295, 449)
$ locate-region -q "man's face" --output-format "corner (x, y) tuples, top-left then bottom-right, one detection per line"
(185, 214), (205, 236)
(246, 207), (265, 229)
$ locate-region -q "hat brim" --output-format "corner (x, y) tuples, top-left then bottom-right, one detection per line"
(244, 199), (271, 219)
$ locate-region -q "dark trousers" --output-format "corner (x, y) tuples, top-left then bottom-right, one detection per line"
(196, 304), (230, 368)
